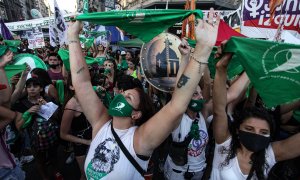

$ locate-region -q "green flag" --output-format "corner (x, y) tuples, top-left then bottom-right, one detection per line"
(186, 39), (243, 79)
(58, 49), (104, 71)
(0, 40), (21, 56)
(76, 9), (203, 43)
(5, 64), (26, 80)
(224, 37), (300, 108)
(79, 35), (94, 49)
(85, 31), (108, 38)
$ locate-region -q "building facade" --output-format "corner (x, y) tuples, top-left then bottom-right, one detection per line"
(2, 0), (23, 22)
(0, 0), (7, 20)
(34, 0), (49, 17)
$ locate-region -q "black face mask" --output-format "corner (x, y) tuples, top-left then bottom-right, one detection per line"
(49, 64), (59, 68)
(239, 130), (270, 152)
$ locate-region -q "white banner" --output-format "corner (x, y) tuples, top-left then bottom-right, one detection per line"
(5, 13), (76, 31)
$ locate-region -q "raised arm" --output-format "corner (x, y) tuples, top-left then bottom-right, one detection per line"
(0, 50), (13, 106)
(67, 21), (110, 133)
(272, 133), (300, 162)
(135, 9), (220, 156)
(227, 72), (250, 104)
(213, 53), (233, 144)
(175, 38), (191, 84)
(11, 65), (31, 105)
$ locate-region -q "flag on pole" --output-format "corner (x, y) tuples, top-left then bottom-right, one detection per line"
(224, 37), (300, 108)
(76, 9), (203, 43)
(49, 23), (57, 47)
(0, 19), (13, 40)
(53, 0), (68, 45)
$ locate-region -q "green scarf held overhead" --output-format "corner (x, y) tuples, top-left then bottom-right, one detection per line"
(85, 31), (109, 38)
(76, 9), (203, 43)
(186, 39), (244, 80)
(0, 40), (21, 56)
(224, 36), (300, 108)
(79, 35), (95, 49)
(58, 49), (104, 71)
(4, 64), (26, 80)
(56, 80), (65, 105)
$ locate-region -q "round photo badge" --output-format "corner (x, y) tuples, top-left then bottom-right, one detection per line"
(140, 33), (181, 92)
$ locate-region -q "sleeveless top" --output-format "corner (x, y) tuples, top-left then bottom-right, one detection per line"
(210, 137), (276, 180)
(47, 69), (64, 81)
(65, 109), (92, 140)
(84, 120), (148, 180)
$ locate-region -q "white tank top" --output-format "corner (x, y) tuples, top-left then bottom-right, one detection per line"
(166, 112), (209, 172)
(210, 137), (276, 180)
(84, 120), (149, 180)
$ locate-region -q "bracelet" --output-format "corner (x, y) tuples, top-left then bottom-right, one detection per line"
(68, 40), (79, 44)
(190, 55), (208, 65)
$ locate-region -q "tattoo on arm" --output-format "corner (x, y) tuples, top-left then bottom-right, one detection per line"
(177, 74), (190, 88)
(77, 67), (85, 74)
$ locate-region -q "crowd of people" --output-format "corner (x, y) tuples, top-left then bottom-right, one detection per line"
(1, 8), (300, 180)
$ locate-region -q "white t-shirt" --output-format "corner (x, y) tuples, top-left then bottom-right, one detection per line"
(166, 113), (209, 172)
(210, 137), (276, 180)
(84, 121), (149, 180)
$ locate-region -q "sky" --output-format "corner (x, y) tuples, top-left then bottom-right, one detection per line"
(48, 0), (77, 13)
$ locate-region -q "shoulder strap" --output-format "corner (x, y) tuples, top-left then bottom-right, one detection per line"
(110, 123), (145, 177)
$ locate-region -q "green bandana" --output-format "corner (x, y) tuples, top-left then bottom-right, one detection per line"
(0, 40), (21, 56)
(58, 49), (103, 71)
(186, 39), (244, 80)
(55, 80), (65, 105)
(21, 111), (33, 129)
(189, 120), (199, 140)
(79, 35), (94, 49)
(224, 36), (300, 108)
(76, 9), (203, 43)
(104, 68), (111, 75)
(4, 64), (26, 81)
(85, 31), (109, 38)
(108, 94), (134, 117)
(188, 99), (205, 112)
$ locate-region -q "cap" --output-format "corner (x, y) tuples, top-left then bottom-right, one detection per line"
(121, 51), (126, 55)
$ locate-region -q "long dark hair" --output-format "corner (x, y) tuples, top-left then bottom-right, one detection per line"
(63, 73), (75, 108)
(31, 68), (52, 87)
(134, 88), (155, 126)
(223, 107), (275, 180)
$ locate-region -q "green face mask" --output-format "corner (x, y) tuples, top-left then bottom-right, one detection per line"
(108, 94), (134, 117)
(188, 99), (205, 112)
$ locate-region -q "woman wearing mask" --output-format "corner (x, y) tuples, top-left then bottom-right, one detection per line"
(67, 9), (219, 180)
(60, 77), (92, 180)
(103, 59), (116, 95)
(212, 52), (300, 179)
